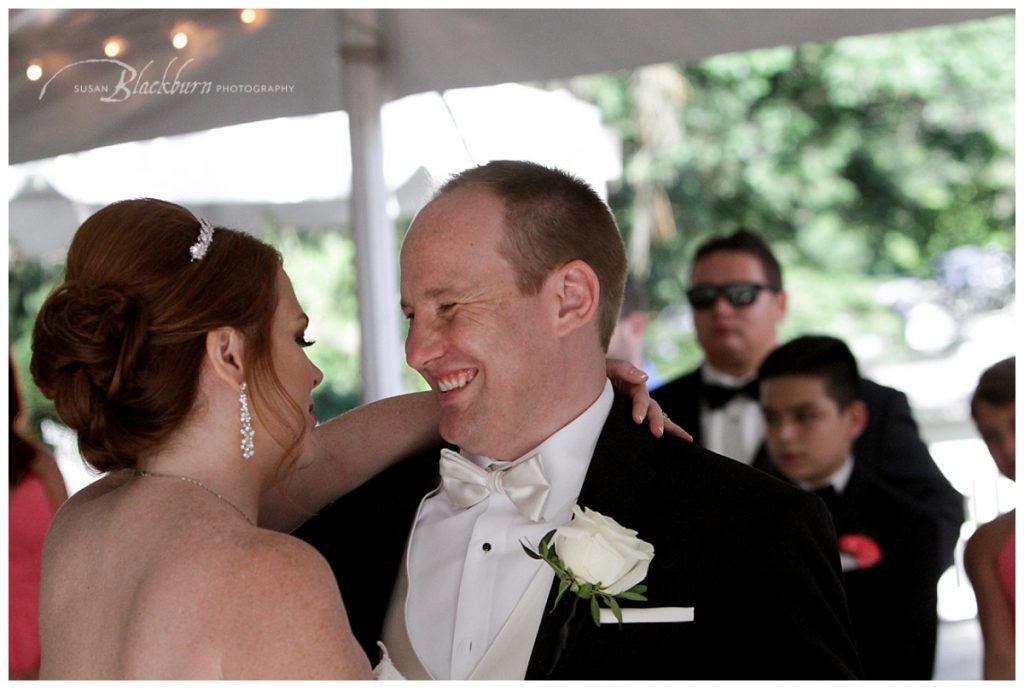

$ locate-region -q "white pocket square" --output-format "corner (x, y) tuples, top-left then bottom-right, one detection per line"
(599, 606), (695, 624)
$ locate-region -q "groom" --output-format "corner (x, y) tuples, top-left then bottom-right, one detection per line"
(295, 160), (861, 679)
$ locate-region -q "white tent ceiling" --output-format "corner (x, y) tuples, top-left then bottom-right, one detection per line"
(10, 83), (622, 257)
(9, 8), (1010, 164)
(8, 7), (1012, 401)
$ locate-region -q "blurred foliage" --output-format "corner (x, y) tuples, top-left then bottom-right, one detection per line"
(567, 16), (1014, 378)
(267, 219), (429, 421)
(263, 224), (364, 421)
(9, 253), (65, 437)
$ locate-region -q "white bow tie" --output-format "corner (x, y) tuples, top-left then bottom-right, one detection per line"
(439, 448), (551, 522)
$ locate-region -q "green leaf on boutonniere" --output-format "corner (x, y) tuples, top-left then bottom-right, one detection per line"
(521, 542), (542, 560)
(605, 594), (624, 626)
(552, 576), (572, 611)
(590, 596), (601, 626)
(538, 529), (554, 559)
(617, 584), (649, 602)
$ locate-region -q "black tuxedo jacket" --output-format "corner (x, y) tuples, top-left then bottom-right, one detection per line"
(652, 366), (965, 570)
(816, 467), (942, 679)
(294, 393), (862, 679)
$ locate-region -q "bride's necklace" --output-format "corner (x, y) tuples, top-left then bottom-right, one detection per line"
(135, 469), (256, 527)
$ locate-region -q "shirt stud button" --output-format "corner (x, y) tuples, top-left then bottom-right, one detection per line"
(482, 542), (492, 552)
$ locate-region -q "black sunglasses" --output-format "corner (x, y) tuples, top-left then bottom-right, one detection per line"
(686, 282), (777, 309)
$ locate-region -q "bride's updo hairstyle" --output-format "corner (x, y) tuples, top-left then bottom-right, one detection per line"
(31, 198), (292, 472)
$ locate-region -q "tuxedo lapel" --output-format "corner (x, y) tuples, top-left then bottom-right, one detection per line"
(576, 397), (658, 518)
(751, 442), (781, 477)
(828, 467), (870, 536)
(377, 453), (444, 575)
(306, 447), (443, 660)
(653, 368), (704, 446)
(526, 393), (657, 679)
(687, 372), (707, 446)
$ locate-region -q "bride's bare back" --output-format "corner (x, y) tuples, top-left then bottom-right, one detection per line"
(29, 201), (388, 679)
(38, 471), (371, 680)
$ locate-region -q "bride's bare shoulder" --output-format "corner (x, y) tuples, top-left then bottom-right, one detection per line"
(208, 531), (375, 679)
(218, 529), (338, 591)
(45, 471), (131, 536)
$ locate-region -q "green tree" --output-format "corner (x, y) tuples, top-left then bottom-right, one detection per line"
(265, 225), (364, 420)
(566, 15), (1014, 376)
(9, 251), (64, 435)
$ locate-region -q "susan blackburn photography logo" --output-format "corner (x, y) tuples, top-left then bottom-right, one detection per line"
(39, 57), (295, 103)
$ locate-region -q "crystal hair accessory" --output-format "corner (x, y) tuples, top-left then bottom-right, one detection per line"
(189, 217), (215, 262)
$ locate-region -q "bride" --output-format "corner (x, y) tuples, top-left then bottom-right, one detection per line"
(30, 199), (676, 679)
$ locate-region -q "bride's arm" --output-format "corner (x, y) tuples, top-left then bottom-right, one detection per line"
(259, 391), (440, 532)
(260, 362), (689, 532)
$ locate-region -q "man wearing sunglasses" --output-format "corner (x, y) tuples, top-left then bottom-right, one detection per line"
(654, 230), (786, 466)
(652, 229), (964, 572)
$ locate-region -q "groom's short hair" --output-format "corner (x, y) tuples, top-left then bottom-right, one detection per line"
(436, 160), (628, 350)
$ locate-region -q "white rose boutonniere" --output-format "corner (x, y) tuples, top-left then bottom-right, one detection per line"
(522, 506), (654, 626)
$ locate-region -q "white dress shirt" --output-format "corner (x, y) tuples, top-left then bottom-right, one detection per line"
(798, 455), (855, 494)
(404, 380), (614, 680)
(700, 363), (764, 464)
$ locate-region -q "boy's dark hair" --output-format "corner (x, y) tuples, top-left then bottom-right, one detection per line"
(971, 356), (1015, 417)
(759, 335), (863, 410)
(691, 228), (783, 290)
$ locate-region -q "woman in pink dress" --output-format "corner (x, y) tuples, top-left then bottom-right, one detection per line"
(9, 357), (68, 679)
(964, 357), (1015, 680)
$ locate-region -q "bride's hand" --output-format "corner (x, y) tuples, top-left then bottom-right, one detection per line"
(607, 359), (692, 441)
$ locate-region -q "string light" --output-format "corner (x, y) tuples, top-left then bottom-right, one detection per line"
(104, 38), (122, 57)
(25, 12), (266, 88)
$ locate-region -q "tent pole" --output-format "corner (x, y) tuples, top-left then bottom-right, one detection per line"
(339, 9), (405, 403)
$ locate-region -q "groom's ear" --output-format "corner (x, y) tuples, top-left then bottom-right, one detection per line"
(551, 259), (600, 339)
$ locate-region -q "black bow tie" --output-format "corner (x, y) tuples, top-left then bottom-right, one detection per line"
(702, 379), (760, 409)
(813, 485), (842, 514)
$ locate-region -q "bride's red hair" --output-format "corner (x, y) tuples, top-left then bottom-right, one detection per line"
(31, 198), (304, 472)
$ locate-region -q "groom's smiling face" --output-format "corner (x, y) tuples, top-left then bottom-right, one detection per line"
(400, 187), (563, 461)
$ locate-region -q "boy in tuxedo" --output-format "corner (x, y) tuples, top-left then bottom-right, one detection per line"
(651, 230), (964, 572)
(759, 335), (942, 679)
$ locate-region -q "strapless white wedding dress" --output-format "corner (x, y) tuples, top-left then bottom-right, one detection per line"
(372, 642), (405, 681)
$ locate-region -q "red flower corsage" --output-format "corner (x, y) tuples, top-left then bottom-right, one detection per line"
(838, 533), (883, 570)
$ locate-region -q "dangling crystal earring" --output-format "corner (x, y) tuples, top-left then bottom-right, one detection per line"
(239, 382), (255, 460)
